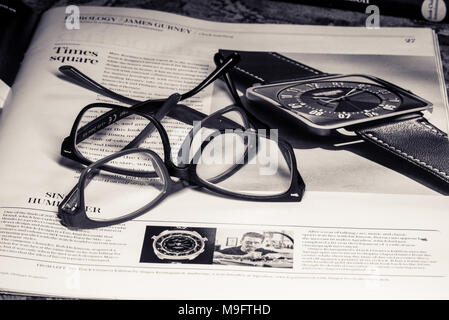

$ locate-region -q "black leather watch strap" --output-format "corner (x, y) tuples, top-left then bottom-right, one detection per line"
(357, 116), (449, 186)
(219, 49), (449, 192)
(219, 49), (328, 91)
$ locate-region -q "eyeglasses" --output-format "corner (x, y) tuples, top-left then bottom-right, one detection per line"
(57, 51), (305, 229)
(60, 52), (244, 168)
(58, 104), (305, 229)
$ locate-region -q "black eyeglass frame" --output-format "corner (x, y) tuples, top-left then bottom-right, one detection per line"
(58, 148), (180, 229)
(59, 51), (241, 151)
(58, 104), (305, 229)
(62, 102), (304, 191)
(60, 55), (251, 165)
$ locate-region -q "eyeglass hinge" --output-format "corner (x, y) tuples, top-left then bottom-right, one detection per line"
(290, 193), (300, 197)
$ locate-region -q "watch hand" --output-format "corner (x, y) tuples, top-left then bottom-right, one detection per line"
(313, 89), (366, 104)
(345, 88), (357, 96)
(312, 96), (342, 103)
(328, 89), (365, 101)
(312, 90), (358, 103)
(312, 96), (338, 101)
(342, 90), (366, 99)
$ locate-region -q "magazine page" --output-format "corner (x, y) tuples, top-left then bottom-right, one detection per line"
(0, 6), (448, 299)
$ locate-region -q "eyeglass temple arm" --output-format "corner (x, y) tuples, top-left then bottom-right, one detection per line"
(59, 52), (239, 116)
(122, 93), (181, 150)
(64, 53), (243, 146)
(59, 65), (207, 125)
(73, 99), (244, 148)
(61, 53), (240, 133)
(74, 106), (133, 145)
(213, 52), (243, 107)
(214, 52), (269, 130)
(121, 53), (241, 149)
(72, 96), (243, 148)
(59, 65), (140, 105)
(180, 52), (240, 100)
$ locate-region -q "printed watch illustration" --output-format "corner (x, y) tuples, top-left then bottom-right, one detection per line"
(152, 229), (208, 261)
(219, 49), (449, 193)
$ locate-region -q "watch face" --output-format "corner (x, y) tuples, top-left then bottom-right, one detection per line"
(247, 75), (431, 131)
(278, 81), (402, 120)
(153, 231), (206, 260)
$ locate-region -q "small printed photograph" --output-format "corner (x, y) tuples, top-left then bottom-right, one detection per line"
(139, 226), (216, 264)
(213, 229), (294, 268)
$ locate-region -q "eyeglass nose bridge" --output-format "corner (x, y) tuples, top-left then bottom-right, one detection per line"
(167, 164), (192, 182)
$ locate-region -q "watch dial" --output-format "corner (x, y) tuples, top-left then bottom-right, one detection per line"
(277, 81), (402, 120)
(155, 232), (205, 258)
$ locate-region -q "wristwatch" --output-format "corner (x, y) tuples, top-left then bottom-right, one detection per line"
(219, 50), (449, 193)
(151, 229), (208, 261)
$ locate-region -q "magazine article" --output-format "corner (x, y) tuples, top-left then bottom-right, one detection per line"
(0, 6), (448, 299)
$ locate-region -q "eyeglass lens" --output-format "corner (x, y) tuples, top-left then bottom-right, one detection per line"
(75, 107), (165, 172)
(196, 132), (293, 196)
(83, 151), (166, 222)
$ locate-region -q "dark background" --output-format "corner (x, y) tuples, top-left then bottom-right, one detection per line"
(2, 0), (449, 299)
(21, 0), (449, 94)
